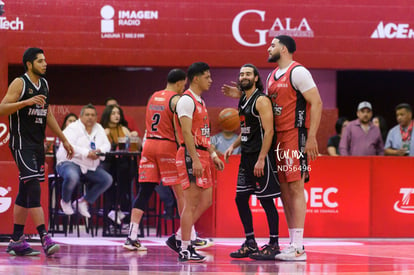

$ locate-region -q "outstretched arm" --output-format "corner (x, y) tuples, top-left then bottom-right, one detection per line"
(221, 81), (242, 99)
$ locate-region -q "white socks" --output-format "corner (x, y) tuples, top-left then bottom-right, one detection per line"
(176, 226), (197, 241)
(289, 228), (304, 248)
(128, 222), (139, 240)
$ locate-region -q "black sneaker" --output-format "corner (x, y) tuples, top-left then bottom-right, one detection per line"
(191, 236), (214, 250)
(178, 245), (206, 263)
(6, 235), (40, 256)
(230, 239), (258, 258)
(166, 234), (181, 253)
(249, 243), (281, 260)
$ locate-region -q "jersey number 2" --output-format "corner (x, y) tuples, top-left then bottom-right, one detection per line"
(151, 113), (161, 131)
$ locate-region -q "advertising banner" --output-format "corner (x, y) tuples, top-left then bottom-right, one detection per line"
(1, 0), (413, 69)
(216, 156), (371, 237)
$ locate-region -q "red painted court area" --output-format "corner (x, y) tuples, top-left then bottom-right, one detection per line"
(1, 238), (414, 274)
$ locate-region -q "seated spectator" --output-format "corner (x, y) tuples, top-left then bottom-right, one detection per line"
(384, 103), (414, 156)
(105, 97), (141, 137)
(211, 113), (241, 156)
(339, 101), (384, 156)
(327, 116), (348, 156)
(100, 104), (136, 223)
(61, 113), (78, 130)
(373, 115), (388, 142)
(56, 104), (112, 218)
(211, 129), (241, 156)
(100, 104), (132, 150)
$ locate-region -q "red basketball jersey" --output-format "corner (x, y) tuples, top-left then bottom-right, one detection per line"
(267, 61), (310, 131)
(176, 90), (211, 148)
(145, 90), (178, 142)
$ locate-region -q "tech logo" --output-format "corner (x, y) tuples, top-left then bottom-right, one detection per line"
(0, 186), (12, 213)
(394, 188), (414, 214)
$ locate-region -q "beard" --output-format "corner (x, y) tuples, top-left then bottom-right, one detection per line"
(268, 52), (280, 63)
(239, 79), (254, 91)
(32, 67), (46, 77)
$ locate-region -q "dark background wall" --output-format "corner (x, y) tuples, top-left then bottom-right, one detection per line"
(337, 70), (414, 131)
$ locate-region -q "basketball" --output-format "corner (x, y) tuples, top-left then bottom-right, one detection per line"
(218, 108), (239, 132)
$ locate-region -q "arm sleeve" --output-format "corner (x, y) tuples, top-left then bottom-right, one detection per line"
(291, 66), (317, 93)
(176, 96), (195, 119)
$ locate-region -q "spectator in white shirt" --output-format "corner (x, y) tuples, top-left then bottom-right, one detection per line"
(56, 104), (112, 218)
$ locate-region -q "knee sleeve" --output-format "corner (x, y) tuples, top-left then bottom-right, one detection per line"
(133, 182), (157, 211)
(15, 181), (28, 208)
(20, 179), (41, 208)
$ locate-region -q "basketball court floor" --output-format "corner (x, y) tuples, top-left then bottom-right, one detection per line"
(1, 236), (414, 274)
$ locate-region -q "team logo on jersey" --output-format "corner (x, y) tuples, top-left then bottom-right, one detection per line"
(28, 88), (33, 94)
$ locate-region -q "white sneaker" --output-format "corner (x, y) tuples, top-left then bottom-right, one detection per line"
(73, 199), (91, 218)
(275, 245), (307, 261)
(108, 210), (125, 224)
(60, 199), (74, 215)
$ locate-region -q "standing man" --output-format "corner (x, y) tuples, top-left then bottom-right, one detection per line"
(222, 35), (323, 261)
(122, 68), (187, 251)
(266, 36), (322, 261)
(384, 103), (413, 156)
(0, 48), (74, 256)
(224, 64), (281, 260)
(339, 101), (384, 156)
(175, 62), (224, 262)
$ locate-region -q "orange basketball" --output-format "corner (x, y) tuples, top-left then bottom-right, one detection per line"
(218, 108), (239, 132)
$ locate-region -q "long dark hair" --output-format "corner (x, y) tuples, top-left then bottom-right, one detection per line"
(241, 63), (264, 92)
(61, 113), (78, 130)
(100, 104), (129, 129)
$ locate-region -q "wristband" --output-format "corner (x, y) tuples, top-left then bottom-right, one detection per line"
(210, 151), (218, 159)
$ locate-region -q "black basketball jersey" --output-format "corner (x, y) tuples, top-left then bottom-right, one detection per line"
(238, 89), (273, 153)
(9, 74), (49, 150)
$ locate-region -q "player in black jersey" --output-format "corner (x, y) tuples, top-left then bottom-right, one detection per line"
(0, 48), (74, 256)
(224, 64), (281, 260)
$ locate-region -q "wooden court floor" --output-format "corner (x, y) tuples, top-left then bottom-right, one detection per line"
(1, 237), (414, 274)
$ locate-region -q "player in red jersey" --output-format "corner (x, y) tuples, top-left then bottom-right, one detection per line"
(123, 69), (186, 251)
(175, 62), (224, 262)
(222, 35), (322, 261)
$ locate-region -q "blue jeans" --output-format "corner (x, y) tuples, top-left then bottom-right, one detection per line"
(57, 161), (112, 204)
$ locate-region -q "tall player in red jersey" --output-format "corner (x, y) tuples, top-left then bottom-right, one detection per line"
(175, 62), (224, 262)
(222, 35), (322, 261)
(122, 69), (187, 251)
(267, 35), (322, 261)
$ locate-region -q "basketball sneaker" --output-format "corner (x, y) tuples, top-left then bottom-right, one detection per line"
(6, 235), (40, 256)
(123, 237), (147, 251)
(275, 245), (307, 261)
(230, 239), (258, 258)
(166, 234), (181, 253)
(41, 234), (60, 256)
(178, 245), (206, 263)
(191, 236), (214, 250)
(249, 243), (280, 260)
